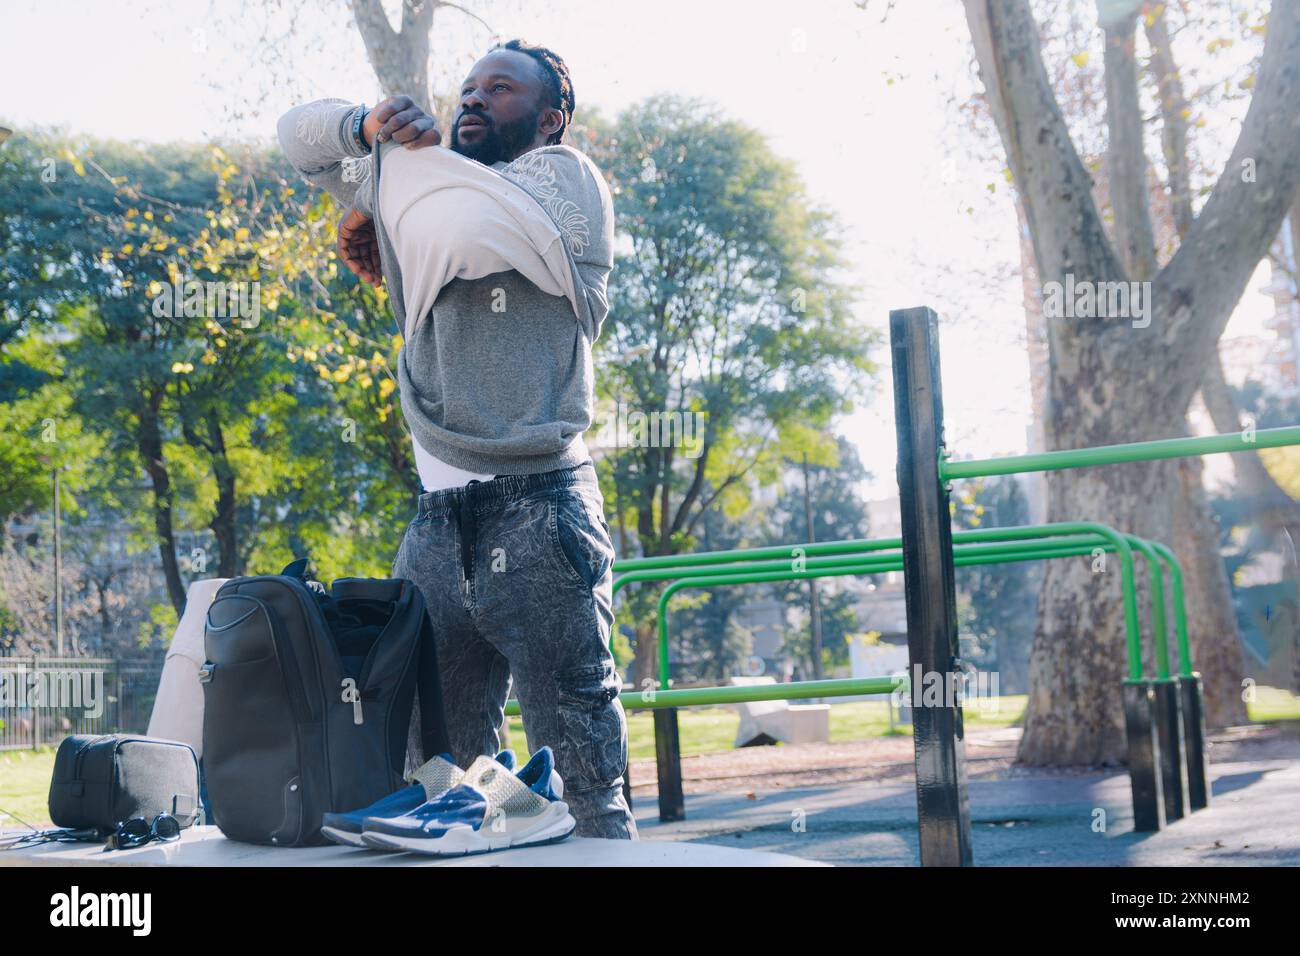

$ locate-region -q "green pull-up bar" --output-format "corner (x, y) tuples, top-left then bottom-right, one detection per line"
(639, 531), (1188, 685)
(1148, 540), (1193, 679)
(652, 541), (1107, 690)
(939, 426), (1300, 480)
(613, 521), (1162, 683)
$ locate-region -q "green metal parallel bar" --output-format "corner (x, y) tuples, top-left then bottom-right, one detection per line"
(518, 523), (1167, 717)
(514, 532), (1123, 717)
(1148, 541), (1193, 678)
(511, 530), (1191, 715)
(613, 535), (1108, 594)
(637, 538), (1110, 680)
(613, 536), (900, 577)
(614, 525), (1125, 593)
(613, 526), (1114, 582)
(1125, 536), (1169, 680)
(654, 536), (1132, 689)
(613, 521), (1142, 683)
(613, 527), (1190, 680)
(949, 523), (1141, 679)
(939, 426), (1300, 480)
(614, 551), (899, 595)
(502, 675), (907, 716)
(620, 676), (905, 710)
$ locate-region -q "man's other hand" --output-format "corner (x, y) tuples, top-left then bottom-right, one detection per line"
(364, 95), (442, 150)
(338, 206), (382, 287)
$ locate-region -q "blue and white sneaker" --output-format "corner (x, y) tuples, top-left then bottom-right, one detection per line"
(360, 746), (576, 855)
(320, 750), (515, 848)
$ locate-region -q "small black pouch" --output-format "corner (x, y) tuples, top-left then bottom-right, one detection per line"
(48, 734), (201, 833)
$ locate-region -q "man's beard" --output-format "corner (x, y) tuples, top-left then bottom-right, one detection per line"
(450, 109), (539, 165)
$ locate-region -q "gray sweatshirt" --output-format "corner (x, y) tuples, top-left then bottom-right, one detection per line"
(276, 99), (614, 475)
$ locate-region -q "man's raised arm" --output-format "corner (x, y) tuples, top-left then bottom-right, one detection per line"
(276, 99), (374, 214)
(277, 96), (442, 285)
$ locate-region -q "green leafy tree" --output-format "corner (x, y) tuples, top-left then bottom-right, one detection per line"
(0, 129), (421, 625)
(768, 437), (872, 678)
(952, 475), (1039, 694)
(588, 97), (875, 685)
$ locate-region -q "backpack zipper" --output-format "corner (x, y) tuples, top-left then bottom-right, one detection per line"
(340, 678), (363, 725)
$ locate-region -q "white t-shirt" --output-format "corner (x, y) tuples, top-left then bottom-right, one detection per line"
(413, 438), (494, 492)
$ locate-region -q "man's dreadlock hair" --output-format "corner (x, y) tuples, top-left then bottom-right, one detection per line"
(491, 38), (574, 145)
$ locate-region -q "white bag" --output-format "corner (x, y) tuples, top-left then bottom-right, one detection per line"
(146, 578), (228, 759)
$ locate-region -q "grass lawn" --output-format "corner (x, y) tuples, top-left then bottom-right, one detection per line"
(483, 695), (1029, 763)
(0, 747), (59, 830)
(3, 688), (1295, 829)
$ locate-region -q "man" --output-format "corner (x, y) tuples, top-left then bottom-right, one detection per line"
(278, 40), (635, 840)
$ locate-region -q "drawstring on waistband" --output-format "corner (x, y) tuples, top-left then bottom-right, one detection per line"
(449, 481), (483, 596)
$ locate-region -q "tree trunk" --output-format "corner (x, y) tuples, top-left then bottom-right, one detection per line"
(964, 0), (1300, 764)
(1201, 352), (1300, 532)
(138, 402), (187, 615)
(1144, 4), (1194, 238)
(351, 0), (437, 112)
(206, 415), (240, 579)
(1022, 439), (1183, 765)
(1172, 453), (1248, 726)
(1101, 5), (1158, 279)
(1147, 4), (1286, 725)
(633, 618), (657, 690)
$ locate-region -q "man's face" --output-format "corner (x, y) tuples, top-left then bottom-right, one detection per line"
(450, 49), (556, 165)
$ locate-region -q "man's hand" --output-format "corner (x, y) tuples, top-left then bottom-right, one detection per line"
(338, 206), (382, 287)
(364, 95), (442, 150)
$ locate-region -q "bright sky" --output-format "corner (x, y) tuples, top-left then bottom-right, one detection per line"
(1, 0), (1278, 498)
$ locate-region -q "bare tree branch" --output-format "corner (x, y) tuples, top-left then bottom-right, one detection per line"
(1100, 1), (1158, 278)
(1144, 3), (1194, 238)
(1153, 0), (1300, 384)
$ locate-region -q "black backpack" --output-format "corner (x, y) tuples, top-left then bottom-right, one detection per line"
(200, 560), (450, 846)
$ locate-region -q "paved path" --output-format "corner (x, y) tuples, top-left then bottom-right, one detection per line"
(634, 757), (1300, 865)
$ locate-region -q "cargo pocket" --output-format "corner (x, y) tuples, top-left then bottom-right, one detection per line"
(555, 660), (626, 794)
(552, 490), (614, 589)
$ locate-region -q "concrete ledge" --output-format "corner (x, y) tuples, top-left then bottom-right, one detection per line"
(0, 826), (827, 867)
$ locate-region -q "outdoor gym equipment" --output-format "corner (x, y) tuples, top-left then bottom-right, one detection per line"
(505, 523), (1191, 830)
(502, 306), (1288, 865)
(616, 527), (1192, 825)
(889, 305), (1299, 864)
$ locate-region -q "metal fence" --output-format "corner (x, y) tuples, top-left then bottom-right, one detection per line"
(0, 653), (165, 752)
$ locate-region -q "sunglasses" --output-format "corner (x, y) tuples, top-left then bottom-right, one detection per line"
(104, 813), (182, 851)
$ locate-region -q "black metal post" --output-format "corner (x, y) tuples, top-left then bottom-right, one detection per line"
(1153, 679), (1186, 822)
(1122, 679), (1165, 832)
(654, 707), (685, 821)
(1179, 673), (1210, 811)
(890, 306), (974, 867)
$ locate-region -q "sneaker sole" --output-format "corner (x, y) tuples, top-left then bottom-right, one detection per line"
(320, 826), (367, 848)
(360, 802), (576, 856)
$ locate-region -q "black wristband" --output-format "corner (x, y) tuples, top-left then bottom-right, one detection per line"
(352, 105), (370, 153)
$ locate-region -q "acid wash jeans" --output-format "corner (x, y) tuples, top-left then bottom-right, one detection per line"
(392, 461), (637, 840)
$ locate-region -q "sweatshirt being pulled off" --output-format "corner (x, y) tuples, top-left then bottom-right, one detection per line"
(277, 99), (614, 476)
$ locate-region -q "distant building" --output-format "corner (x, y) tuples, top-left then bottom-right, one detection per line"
(855, 498), (907, 643)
